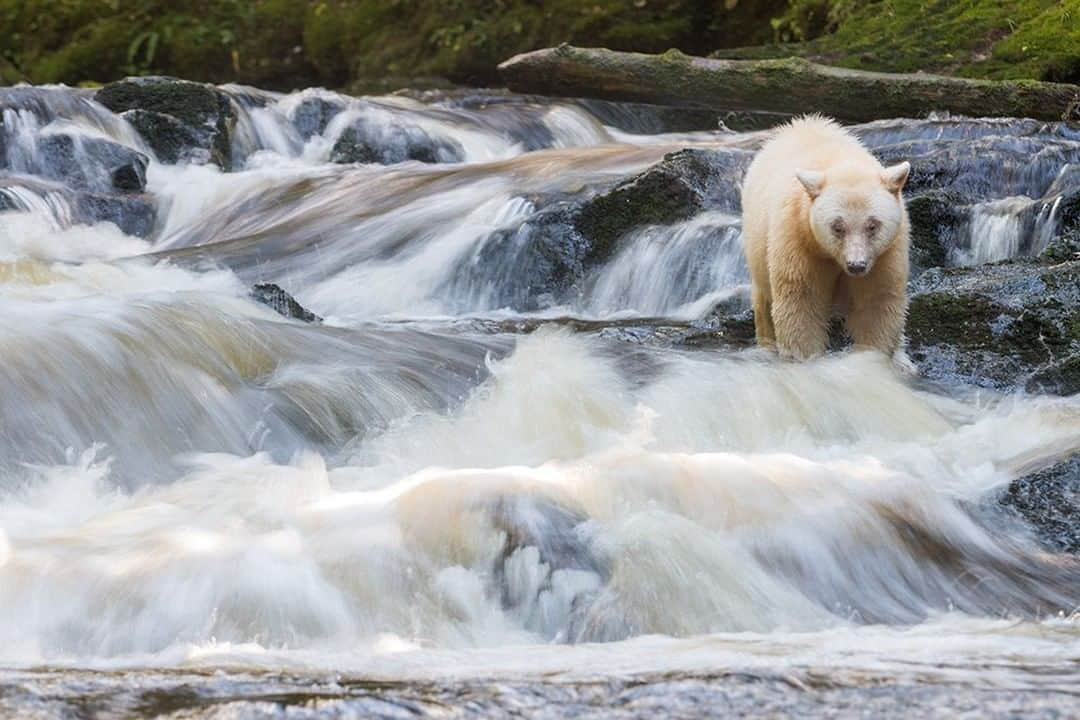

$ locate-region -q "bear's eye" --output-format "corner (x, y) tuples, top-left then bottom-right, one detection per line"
(865, 218), (881, 235)
(830, 218), (846, 237)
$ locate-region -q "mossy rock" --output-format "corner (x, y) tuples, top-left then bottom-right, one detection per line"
(907, 259), (1080, 393)
(574, 163), (700, 266)
(574, 148), (747, 266)
(95, 77), (235, 169)
(905, 191), (961, 275)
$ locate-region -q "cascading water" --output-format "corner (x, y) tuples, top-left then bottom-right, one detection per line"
(1, 82), (1078, 717)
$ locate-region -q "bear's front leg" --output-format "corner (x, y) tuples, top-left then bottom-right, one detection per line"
(769, 264), (833, 361)
(847, 289), (907, 356)
(751, 284), (776, 348)
(847, 249), (909, 356)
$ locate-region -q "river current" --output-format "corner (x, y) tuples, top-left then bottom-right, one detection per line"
(0, 84), (1077, 718)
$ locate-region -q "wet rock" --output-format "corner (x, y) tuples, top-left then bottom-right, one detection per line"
(96, 77), (236, 169)
(74, 191), (157, 238)
(905, 191), (960, 275)
(34, 133), (148, 193)
(456, 204), (588, 311)
(451, 149), (750, 311)
(1039, 190), (1080, 262)
(999, 455), (1080, 554)
(250, 283), (321, 323)
(110, 163), (145, 192)
(290, 95), (345, 139)
(906, 259), (1080, 394)
(329, 118), (463, 165)
(874, 135), (1080, 201)
(574, 148), (749, 266)
(0, 174), (156, 237)
(0, 188), (16, 212)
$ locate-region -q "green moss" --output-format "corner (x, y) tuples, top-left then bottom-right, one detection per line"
(574, 157), (704, 265)
(907, 292), (1002, 350)
(3, 0), (1076, 89)
(1, 0), (789, 88)
(715, 0), (1080, 83)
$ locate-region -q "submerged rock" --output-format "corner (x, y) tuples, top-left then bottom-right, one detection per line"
(329, 118), (463, 165)
(74, 191), (156, 238)
(0, 188), (16, 212)
(96, 77), (236, 169)
(454, 203), (589, 311)
(290, 95), (345, 139)
(0, 175), (157, 237)
(490, 493), (607, 642)
(999, 455), (1080, 554)
(250, 283), (321, 323)
(907, 259), (1080, 394)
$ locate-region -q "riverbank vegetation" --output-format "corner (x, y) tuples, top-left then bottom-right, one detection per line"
(1, 1), (1076, 90)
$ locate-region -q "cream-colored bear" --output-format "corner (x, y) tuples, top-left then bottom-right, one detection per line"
(741, 115), (911, 361)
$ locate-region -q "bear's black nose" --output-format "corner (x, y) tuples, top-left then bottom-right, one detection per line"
(846, 261), (868, 276)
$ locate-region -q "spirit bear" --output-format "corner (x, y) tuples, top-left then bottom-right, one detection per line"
(741, 115), (911, 361)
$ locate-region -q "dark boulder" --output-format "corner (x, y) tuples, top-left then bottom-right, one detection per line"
(329, 118), (463, 165)
(999, 455), (1080, 554)
(73, 191), (157, 238)
(574, 148), (749, 267)
(905, 191), (960, 275)
(906, 259), (1080, 394)
(96, 77), (236, 169)
(250, 283), (321, 323)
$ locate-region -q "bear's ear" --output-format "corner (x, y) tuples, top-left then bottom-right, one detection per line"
(795, 169), (826, 199)
(881, 161), (911, 193)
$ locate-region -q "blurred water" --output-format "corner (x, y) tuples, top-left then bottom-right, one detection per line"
(0, 84), (1078, 717)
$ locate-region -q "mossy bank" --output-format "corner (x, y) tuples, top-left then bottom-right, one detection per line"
(2, 1), (1076, 90)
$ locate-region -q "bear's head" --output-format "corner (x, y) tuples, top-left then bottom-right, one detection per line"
(796, 161), (910, 277)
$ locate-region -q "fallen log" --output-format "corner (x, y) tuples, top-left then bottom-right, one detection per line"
(498, 45), (1080, 123)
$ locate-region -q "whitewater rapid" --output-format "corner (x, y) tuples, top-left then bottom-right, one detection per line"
(0, 83), (1077, 713)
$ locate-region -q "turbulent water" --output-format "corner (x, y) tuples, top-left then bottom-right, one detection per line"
(1, 84), (1078, 718)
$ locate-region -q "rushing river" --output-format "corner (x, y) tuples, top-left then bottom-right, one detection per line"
(0, 83), (1078, 718)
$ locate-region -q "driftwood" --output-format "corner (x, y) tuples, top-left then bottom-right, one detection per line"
(499, 45), (1080, 123)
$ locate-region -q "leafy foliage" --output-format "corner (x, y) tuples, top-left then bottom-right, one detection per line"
(0, 0), (1076, 88)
